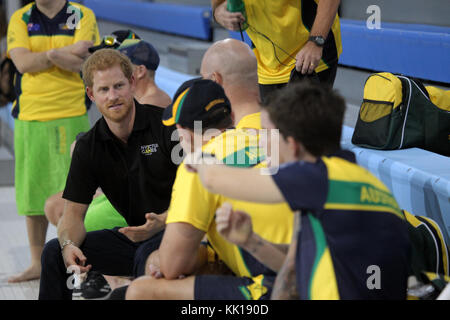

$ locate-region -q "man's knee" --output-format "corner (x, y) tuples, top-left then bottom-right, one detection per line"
(144, 254), (152, 276)
(44, 193), (64, 226)
(125, 276), (158, 300)
(133, 232), (164, 277)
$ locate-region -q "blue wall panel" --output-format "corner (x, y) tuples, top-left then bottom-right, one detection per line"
(339, 19), (450, 84)
(83, 0), (212, 40)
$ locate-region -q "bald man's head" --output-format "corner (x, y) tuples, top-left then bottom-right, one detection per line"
(200, 39), (258, 88)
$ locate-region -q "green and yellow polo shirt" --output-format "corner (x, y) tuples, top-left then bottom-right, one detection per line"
(7, 1), (100, 121)
(244, 0), (342, 84)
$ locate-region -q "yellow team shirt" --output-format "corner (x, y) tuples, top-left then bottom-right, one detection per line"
(244, 0), (342, 84)
(7, 2), (100, 121)
(166, 112), (294, 299)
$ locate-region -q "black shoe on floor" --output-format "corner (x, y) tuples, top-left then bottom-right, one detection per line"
(80, 271), (112, 300)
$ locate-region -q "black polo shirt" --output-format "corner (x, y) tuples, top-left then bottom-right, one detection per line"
(63, 101), (179, 226)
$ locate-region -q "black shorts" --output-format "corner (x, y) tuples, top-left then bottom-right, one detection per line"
(259, 62), (338, 103)
(194, 274), (275, 300)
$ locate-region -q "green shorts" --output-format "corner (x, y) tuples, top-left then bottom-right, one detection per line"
(14, 115), (90, 216)
(84, 194), (128, 232)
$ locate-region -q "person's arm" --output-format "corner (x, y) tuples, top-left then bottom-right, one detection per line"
(8, 47), (53, 74)
(215, 202), (288, 272)
(59, 138), (98, 270)
(295, 0), (341, 74)
(57, 199), (92, 273)
(6, 10), (52, 73)
(46, 6), (99, 73)
(212, 0), (245, 31)
(271, 213), (301, 300)
(158, 164), (220, 279)
(46, 40), (93, 73)
(310, 0), (341, 40)
(196, 162), (285, 203)
(159, 222), (208, 280)
(9, 41), (92, 74)
(46, 47), (85, 73)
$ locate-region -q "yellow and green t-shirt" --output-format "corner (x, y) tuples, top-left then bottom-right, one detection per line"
(272, 150), (411, 300)
(7, 1), (100, 121)
(244, 0), (342, 84)
(166, 113), (294, 300)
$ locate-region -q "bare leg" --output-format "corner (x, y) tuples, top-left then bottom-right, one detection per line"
(45, 189), (103, 227)
(126, 275), (195, 300)
(44, 191), (64, 227)
(8, 215), (48, 283)
(103, 275), (133, 291)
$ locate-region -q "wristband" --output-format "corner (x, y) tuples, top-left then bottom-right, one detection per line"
(60, 239), (75, 251)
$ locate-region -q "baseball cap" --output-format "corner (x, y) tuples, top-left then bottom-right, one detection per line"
(162, 79), (232, 130)
(117, 39), (160, 71)
(88, 30), (140, 53)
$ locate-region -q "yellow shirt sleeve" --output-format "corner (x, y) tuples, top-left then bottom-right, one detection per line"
(7, 10), (30, 54)
(166, 164), (221, 232)
(73, 6), (101, 45)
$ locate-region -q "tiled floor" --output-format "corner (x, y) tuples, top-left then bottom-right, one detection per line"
(0, 186), (57, 300)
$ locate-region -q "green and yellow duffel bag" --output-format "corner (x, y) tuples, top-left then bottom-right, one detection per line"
(351, 72), (450, 156)
(404, 210), (449, 278)
(404, 210), (450, 300)
(407, 272), (450, 300)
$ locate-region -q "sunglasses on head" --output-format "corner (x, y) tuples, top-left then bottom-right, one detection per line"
(103, 35), (121, 47)
(102, 32), (137, 47)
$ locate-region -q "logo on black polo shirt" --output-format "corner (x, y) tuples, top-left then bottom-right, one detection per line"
(141, 144), (159, 156)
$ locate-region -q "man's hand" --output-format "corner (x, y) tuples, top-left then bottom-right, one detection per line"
(216, 202), (253, 247)
(69, 40), (94, 59)
(55, 40), (93, 59)
(214, 2), (245, 31)
(118, 212), (166, 243)
(62, 244), (92, 273)
(295, 41), (323, 74)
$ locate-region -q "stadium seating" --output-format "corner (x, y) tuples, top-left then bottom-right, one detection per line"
(82, 0), (212, 40)
(230, 19), (450, 84)
(341, 126), (450, 245)
(339, 19), (450, 84)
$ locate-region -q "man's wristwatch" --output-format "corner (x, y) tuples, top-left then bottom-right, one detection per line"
(60, 239), (75, 251)
(308, 35), (325, 47)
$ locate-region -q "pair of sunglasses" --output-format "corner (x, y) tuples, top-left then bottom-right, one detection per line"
(103, 35), (121, 47)
(102, 32), (137, 47)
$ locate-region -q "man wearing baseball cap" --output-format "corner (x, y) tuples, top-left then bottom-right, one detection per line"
(122, 60), (294, 299)
(162, 79), (232, 133)
(118, 39), (172, 108)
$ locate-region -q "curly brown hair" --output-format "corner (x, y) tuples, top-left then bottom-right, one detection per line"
(82, 49), (133, 88)
(262, 81), (346, 157)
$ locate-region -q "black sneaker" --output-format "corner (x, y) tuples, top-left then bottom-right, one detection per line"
(80, 271), (112, 300)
